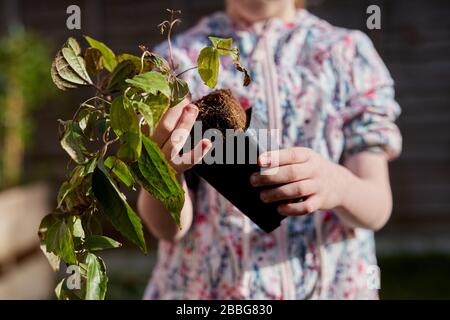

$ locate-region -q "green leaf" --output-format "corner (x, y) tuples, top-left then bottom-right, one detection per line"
(39, 214), (77, 265)
(67, 37), (82, 55)
(208, 36), (233, 55)
(77, 108), (100, 141)
(117, 53), (140, 67)
(230, 47), (240, 62)
(133, 94), (170, 133)
(110, 96), (142, 162)
(110, 96), (138, 137)
(145, 93), (170, 126)
(54, 278), (66, 300)
(39, 244), (61, 272)
(230, 47), (251, 87)
(170, 78), (189, 107)
(77, 108), (92, 133)
(117, 53), (152, 72)
(84, 235), (122, 252)
(146, 52), (170, 72)
(85, 35), (117, 72)
(96, 117), (110, 138)
(107, 60), (137, 92)
(104, 156), (135, 187)
(197, 46), (219, 88)
(69, 216), (85, 251)
(117, 131), (142, 162)
(55, 51), (88, 85)
(62, 38), (92, 84)
(70, 216), (85, 238)
(131, 136), (184, 227)
(125, 71), (171, 98)
(134, 101), (154, 129)
(51, 57), (78, 90)
(57, 164), (95, 212)
(85, 253), (108, 300)
(62, 49), (92, 84)
(57, 181), (72, 209)
(85, 157), (98, 175)
(55, 278), (83, 300)
(81, 213), (103, 237)
(84, 47), (103, 75)
(60, 120), (88, 164)
(92, 165), (147, 253)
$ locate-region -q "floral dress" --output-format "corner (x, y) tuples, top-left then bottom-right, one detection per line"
(143, 9), (402, 300)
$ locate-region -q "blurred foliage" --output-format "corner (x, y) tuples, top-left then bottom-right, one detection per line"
(0, 29), (56, 188)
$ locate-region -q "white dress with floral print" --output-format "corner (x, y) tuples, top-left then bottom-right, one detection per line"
(144, 9), (402, 300)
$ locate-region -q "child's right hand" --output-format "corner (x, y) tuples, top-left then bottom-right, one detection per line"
(151, 99), (212, 174)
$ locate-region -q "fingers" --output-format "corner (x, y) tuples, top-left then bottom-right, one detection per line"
(250, 163), (313, 187)
(161, 104), (198, 159)
(277, 194), (321, 216)
(258, 147), (311, 168)
(260, 180), (316, 203)
(173, 139), (212, 172)
(151, 98), (192, 147)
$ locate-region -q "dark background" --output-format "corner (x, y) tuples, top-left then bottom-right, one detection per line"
(1, 0), (449, 299)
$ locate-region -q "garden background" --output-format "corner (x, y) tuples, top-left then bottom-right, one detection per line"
(0, 0), (449, 299)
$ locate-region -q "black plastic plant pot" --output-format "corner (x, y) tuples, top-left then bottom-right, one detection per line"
(188, 108), (287, 233)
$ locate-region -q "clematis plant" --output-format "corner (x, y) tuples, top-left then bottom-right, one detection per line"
(39, 9), (250, 300)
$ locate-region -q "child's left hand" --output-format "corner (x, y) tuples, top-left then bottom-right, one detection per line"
(250, 147), (347, 216)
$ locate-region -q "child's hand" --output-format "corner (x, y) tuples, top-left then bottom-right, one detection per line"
(250, 147), (347, 216)
(151, 99), (211, 174)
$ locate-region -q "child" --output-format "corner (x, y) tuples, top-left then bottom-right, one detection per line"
(138, 0), (402, 299)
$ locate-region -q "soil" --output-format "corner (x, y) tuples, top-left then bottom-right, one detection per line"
(194, 89), (247, 135)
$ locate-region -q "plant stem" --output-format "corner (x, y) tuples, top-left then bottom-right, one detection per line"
(164, 9), (181, 71)
(81, 96), (111, 107)
(93, 83), (108, 96)
(72, 96), (110, 121)
(166, 15), (175, 70)
(176, 66), (198, 78)
(100, 127), (119, 159)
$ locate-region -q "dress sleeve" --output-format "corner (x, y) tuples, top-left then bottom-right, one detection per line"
(336, 31), (402, 161)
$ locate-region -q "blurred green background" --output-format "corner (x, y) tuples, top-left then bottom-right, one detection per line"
(0, 0), (449, 299)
